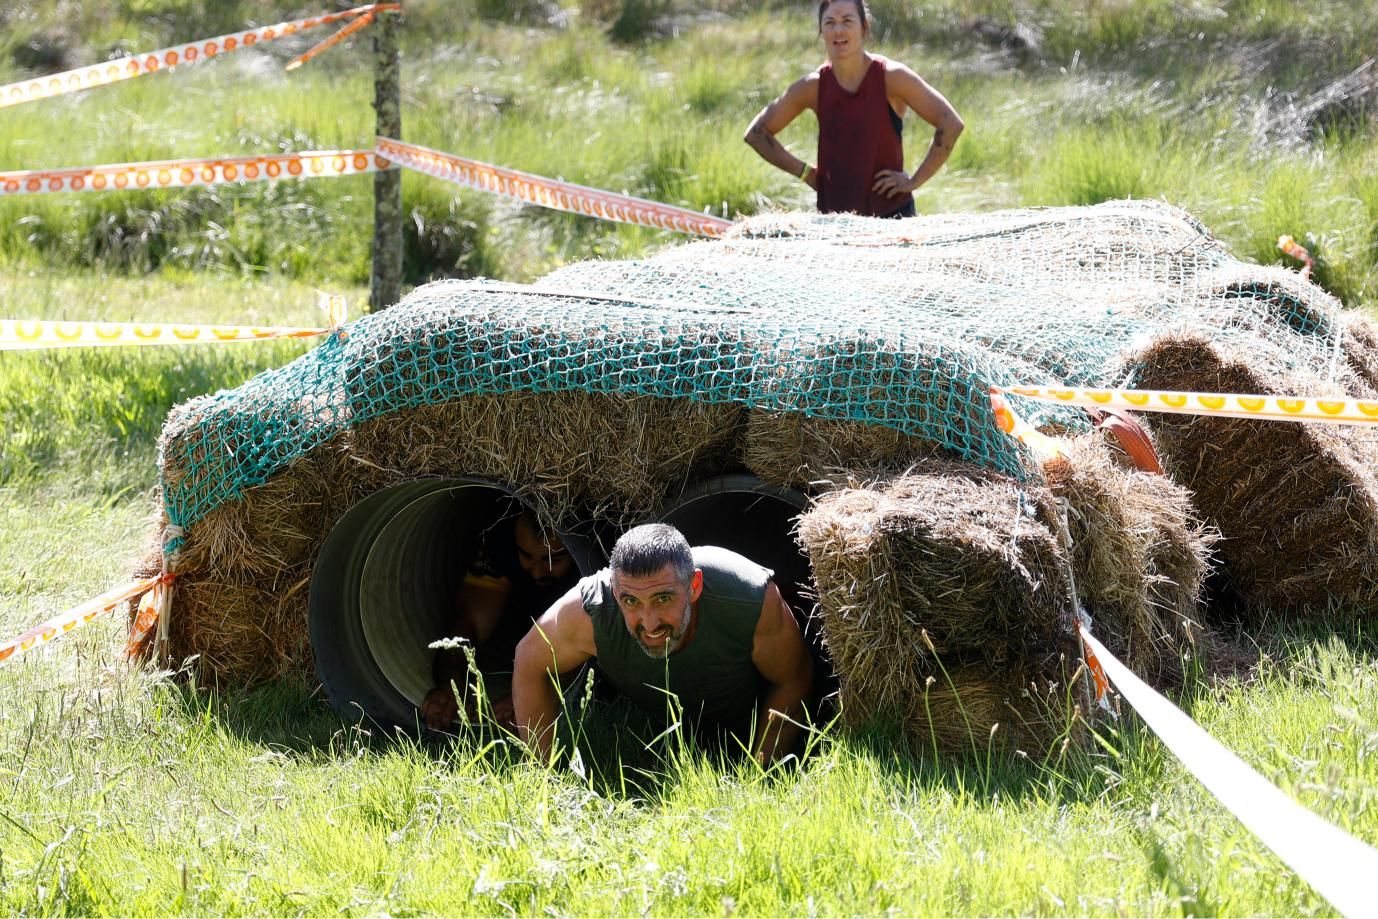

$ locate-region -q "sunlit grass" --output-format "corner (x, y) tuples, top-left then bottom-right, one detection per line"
(0, 270), (363, 490)
(3, 4), (1375, 305)
(0, 485), (1374, 916)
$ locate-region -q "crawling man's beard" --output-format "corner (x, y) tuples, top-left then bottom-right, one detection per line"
(630, 600), (694, 659)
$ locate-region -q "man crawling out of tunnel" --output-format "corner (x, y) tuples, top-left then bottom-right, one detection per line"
(420, 510), (579, 731)
(511, 523), (816, 766)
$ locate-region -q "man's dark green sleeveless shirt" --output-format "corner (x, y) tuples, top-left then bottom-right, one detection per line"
(579, 546), (771, 741)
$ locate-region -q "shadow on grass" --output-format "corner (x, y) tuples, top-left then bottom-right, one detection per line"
(162, 666), (1136, 809)
(819, 609), (1378, 811)
(159, 612), (1377, 816)
(160, 669), (709, 800)
(164, 676), (348, 755)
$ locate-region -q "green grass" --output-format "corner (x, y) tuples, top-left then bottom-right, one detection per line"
(0, 481), (1375, 915)
(0, 269), (362, 491)
(2, 2), (1378, 914)
(2, 2), (1376, 303)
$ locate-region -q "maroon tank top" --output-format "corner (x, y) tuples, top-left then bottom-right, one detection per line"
(816, 58), (912, 217)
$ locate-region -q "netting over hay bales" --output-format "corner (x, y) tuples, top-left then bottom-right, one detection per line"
(147, 199), (1378, 706)
(159, 201), (1361, 535)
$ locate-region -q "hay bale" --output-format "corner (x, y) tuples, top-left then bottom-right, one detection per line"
(135, 435), (392, 678)
(1342, 311), (1378, 395)
(1195, 265), (1343, 340)
(894, 657), (1088, 760)
(351, 391), (744, 525)
(796, 462), (1081, 754)
(743, 411), (947, 487)
(172, 439), (382, 583)
(1130, 335), (1378, 614)
(168, 577), (315, 686)
(1044, 434), (1214, 687)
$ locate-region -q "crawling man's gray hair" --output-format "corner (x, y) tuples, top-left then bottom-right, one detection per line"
(609, 524), (694, 584)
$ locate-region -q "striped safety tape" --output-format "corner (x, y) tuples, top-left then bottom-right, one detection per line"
(997, 385), (1378, 426)
(0, 149), (390, 197)
(0, 319), (334, 351)
(2, 294), (344, 352)
(286, 8), (381, 72)
(1081, 626), (1378, 918)
(376, 137), (733, 238)
(988, 389), (1066, 459)
(0, 576), (160, 665)
(0, 4), (399, 109)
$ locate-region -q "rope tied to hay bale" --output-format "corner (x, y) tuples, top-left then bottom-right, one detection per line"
(154, 523), (183, 664)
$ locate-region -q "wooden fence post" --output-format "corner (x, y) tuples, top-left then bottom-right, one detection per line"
(371, 6), (402, 311)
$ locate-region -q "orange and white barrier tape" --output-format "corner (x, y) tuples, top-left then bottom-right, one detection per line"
(988, 389), (1066, 459)
(287, 8), (383, 72)
(1, 294), (346, 351)
(1081, 626), (1378, 918)
(0, 576), (161, 666)
(126, 577), (173, 659)
(1080, 630), (1112, 708)
(376, 137), (732, 238)
(0, 4), (399, 109)
(997, 385), (1378, 427)
(0, 149), (390, 197)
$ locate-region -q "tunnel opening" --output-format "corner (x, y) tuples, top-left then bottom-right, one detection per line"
(309, 478), (604, 730)
(657, 474), (837, 710)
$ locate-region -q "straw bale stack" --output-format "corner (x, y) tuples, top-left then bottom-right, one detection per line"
(351, 392), (744, 525)
(144, 385), (744, 683)
(796, 462), (1088, 757)
(1043, 434), (1214, 687)
(794, 432), (1218, 755)
(1130, 334), (1378, 614)
(136, 436), (392, 685)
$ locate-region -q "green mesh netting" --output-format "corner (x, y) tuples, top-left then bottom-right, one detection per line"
(160, 199), (1352, 541)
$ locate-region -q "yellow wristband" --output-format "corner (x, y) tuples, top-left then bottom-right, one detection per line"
(799, 162), (810, 180)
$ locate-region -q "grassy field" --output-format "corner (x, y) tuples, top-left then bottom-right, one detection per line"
(2, 1), (1378, 914)
(2, 0), (1377, 299)
(2, 481), (1375, 914)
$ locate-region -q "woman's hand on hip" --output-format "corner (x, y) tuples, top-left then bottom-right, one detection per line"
(872, 169), (915, 198)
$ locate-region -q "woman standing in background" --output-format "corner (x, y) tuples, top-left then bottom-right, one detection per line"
(744, 0), (964, 218)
